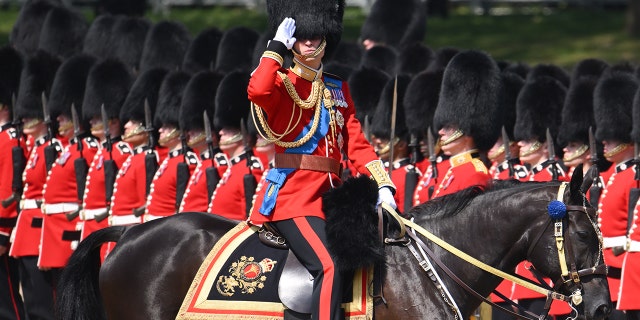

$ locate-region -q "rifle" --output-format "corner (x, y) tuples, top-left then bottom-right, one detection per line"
(95, 105), (118, 223)
(363, 115), (371, 145)
(2, 93), (26, 209)
(66, 105), (88, 221)
(546, 128), (559, 181)
(133, 100), (158, 217)
(426, 127), (438, 199)
(502, 126), (515, 179)
(241, 119), (257, 218)
(175, 130), (190, 212)
(587, 127), (602, 208)
(42, 92), (58, 173)
(613, 141), (640, 256)
(404, 133), (419, 211)
(388, 76), (398, 179)
(203, 111), (221, 201)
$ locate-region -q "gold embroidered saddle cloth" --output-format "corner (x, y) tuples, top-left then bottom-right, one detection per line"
(177, 221), (373, 320)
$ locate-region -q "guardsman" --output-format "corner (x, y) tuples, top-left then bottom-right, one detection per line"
(514, 76), (569, 182)
(358, 0), (426, 50)
(247, 1), (397, 317)
(208, 71), (263, 220)
(143, 71), (198, 221)
(0, 46), (25, 320)
(11, 49), (61, 319)
(79, 59), (133, 241)
(369, 75), (412, 212)
(421, 50), (500, 200)
(139, 21), (192, 74)
(178, 71), (227, 213)
(487, 71), (528, 181)
(37, 6), (87, 60)
(594, 69), (639, 318)
(109, 68), (168, 227)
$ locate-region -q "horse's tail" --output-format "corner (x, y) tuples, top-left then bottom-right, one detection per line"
(56, 226), (127, 320)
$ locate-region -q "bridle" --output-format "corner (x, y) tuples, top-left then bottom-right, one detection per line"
(378, 182), (608, 320)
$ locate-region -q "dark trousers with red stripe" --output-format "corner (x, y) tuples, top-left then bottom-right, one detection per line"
(18, 256), (55, 320)
(274, 216), (342, 320)
(0, 253), (25, 320)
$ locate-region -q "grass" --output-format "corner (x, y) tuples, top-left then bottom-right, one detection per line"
(0, 4), (637, 69)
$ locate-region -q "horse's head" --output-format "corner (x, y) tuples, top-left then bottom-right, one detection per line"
(526, 165), (611, 320)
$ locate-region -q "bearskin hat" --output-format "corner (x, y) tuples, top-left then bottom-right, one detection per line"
(179, 71), (224, 132)
(433, 50), (503, 152)
(324, 62), (353, 80)
(37, 6), (87, 60)
(96, 0), (146, 16)
(10, 0), (60, 56)
(370, 75), (411, 141)
(329, 41), (362, 66)
(499, 71), (525, 141)
(0, 46), (23, 108)
(426, 47), (458, 72)
(396, 42), (433, 77)
(15, 50), (60, 120)
(267, 0), (345, 59)
(48, 54), (96, 121)
(120, 68), (168, 125)
(348, 66), (390, 124)
(139, 21), (191, 73)
(526, 63), (570, 88)
(214, 71), (250, 130)
(359, 0), (426, 49)
(112, 16), (151, 73)
(594, 69), (638, 143)
(403, 68), (444, 140)
(558, 76), (599, 147)
(214, 27), (259, 74)
(503, 62), (530, 80)
(359, 45), (397, 76)
(630, 84), (640, 143)
(571, 58), (608, 83)
(83, 14), (116, 60)
(155, 71), (191, 128)
(182, 27), (223, 74)
(514, 76), (567, 144)
(82, 59), (133, 121)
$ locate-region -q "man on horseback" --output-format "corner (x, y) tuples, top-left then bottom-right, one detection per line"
(247, 1), (397, 318)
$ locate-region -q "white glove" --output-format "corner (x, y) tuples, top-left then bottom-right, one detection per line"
(377, 187), (397, 209)
(273, 17), (297, 50)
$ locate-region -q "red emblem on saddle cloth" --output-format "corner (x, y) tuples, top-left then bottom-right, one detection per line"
(216, 256), (277, 296)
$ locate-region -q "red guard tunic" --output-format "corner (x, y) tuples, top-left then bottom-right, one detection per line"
(40, 136), (99, 268)
(207, 152), (263, 220)
(9, 137), (60, 257)
(80, 141), (131, 240)
(246, 46), (386, 225)
(0, 124), (25, 248)
(417, 150), (490, 201)
(598, 159), (636, 304)
(525, 160), (570, 182)
(619, 182), (640, 309)
(180, 150), (228, 212)
(144, 149), (198, 221)
(386, 158), (412, 212)
(489, 159), (529, 181)
(413, 155), (451, 206)
(109, 146), (161, 226)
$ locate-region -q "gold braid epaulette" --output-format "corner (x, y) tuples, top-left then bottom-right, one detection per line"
(251, 72), (333, 148)
(366, 160), (396, 192)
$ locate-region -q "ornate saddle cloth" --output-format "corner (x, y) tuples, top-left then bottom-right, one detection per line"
(177, 221), (373, 320)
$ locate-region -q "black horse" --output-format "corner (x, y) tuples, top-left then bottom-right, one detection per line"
(56, 167), (611, 320)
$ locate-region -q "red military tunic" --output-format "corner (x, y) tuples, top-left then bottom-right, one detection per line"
(598, 159), (636, 304)
(489, 159), (529, 181)
(9, 137), (60, 257)
(80, 140), (131, 240)
(413, 155), (451, 205)
(144, 149), (198, 221)
(109, 146), (163, 226)
(246, 44), (383, 225)
(418, 150), (490, 200)
(0, 124), (25, 248)
(40, 136), (99, 268)
(179, 150), (228, 213)
(208, 152), (263, 221)
(386, 158), (412, 213)
(525, 160), (570, 182)
(619, 183), (640, 309)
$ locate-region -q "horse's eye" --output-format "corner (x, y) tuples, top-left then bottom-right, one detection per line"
(576, 231), (589, 239)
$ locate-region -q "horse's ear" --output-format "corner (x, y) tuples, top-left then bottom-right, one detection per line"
(580, 165), (597, 194)
(569, 164), (584, 204)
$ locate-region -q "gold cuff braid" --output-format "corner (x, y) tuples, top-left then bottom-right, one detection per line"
(262, 50), (284, 66)
(366, 160), (396, 192)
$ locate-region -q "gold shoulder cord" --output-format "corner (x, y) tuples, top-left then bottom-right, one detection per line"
(252, 71), (333, 148)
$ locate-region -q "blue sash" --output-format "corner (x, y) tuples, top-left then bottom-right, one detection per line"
(259, 81), (339, 216)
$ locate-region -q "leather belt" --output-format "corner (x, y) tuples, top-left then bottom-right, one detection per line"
(274, 153), (341, 176)
(43, 203), (79, 214)
(603, 236), (626, 248)
(109, 214), (142, 226)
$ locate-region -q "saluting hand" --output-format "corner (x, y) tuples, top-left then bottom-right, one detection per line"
(273, 17), (297, 50)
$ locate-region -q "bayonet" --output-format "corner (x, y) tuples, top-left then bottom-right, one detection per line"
(588, 126), (598, 167)
(71, 104), (83, 154)
(501, 126), (515, 178)
(546, 128), (558, 181)
(42, 92), (52, 139)
(388, 76), (398, 178)
(101, 104), (112, 153)
(144, 99), (155, 148)
(204, 111), (215, 166)
(203, 110), (221, 200)
(363, 115), (371, 144)
(427, 127), (438, 179)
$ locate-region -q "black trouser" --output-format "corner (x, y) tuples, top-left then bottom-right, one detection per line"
(274, 217), (342, 320)
(0, 254), (24, 320)
(18, 256), (55, 320)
